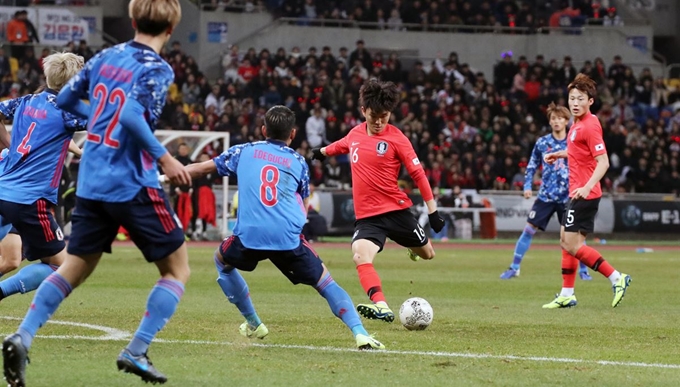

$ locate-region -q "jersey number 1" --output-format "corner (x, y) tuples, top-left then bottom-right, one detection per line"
(260, 165), (280, 207)
(87, 83), (125, 148)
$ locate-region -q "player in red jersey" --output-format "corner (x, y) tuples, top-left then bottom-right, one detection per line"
(311, 80), (445, 322)
(542, 74), (631, 309)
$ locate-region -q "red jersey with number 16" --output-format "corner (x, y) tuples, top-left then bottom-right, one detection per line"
(567, 113), (607, 200)
(325, 122), (434, 220)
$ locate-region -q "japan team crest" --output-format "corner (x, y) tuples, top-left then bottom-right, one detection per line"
(376, 141), (388, 155)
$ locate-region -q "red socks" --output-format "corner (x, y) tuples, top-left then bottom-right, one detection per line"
(575, 245), (615, 277)
(561, 250), (578, 289)
(356, 263), (386, 303)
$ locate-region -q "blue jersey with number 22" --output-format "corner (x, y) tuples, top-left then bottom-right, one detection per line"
(214, 140), (310, 250)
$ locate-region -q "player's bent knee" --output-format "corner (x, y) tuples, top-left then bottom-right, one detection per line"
(353, 252), (372, 266)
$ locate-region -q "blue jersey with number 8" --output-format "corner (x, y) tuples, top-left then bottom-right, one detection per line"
(61, 41), (174, 202)
(214, 140), (310, 250)
(0, 91), (86, 205)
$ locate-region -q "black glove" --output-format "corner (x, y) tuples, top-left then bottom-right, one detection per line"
(428, 211), (445, 233)
(311, 148), (326, 162)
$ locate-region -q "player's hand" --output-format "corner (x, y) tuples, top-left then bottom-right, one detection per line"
(159, 154), (192, 186)
(544, 152), (558, 164)
(571, 186), (591, 200)
(311, 148), (326, 162)
(428, 211), (445, 233)
(523, 190), (533, 199)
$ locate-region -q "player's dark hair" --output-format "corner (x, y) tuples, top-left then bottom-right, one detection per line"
(359, 79), (400, 114)
(265, 105), (296, 141)
(568, 73), (597, 99)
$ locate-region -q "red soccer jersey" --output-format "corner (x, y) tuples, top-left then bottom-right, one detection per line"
(325, 123), (434, 220)
(567, 113), (607, 199)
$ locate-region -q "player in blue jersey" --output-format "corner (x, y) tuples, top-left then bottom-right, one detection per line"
(179, 105), (384, 350)
(500, 103), (592, 280)
(0, 53), (87, 310)
(2, 0), (191, 385)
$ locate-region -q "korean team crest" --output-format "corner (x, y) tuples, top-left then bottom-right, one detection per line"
(570, 128), (577, 142)
(376, 141), (388, 155)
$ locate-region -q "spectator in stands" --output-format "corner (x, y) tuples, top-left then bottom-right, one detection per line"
(306, 105), (327, 148)
(0, 48), (10, 79)
(603, 6), (623, 26)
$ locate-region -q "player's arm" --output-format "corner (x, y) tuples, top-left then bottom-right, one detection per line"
(123, 65), (191, 186)
(56, 59), (94, 118)
(183, 160), (218, 180)
(312, 135), (350, 161)
(0, 98), (21, 151)
(523, 141), (541, 198)
(68, 140), (82, 157)
(298, 162), (311, 214)
(543, 149), (567, 164)
(395, 135), (445, 232)
(573, 129), (609, 200)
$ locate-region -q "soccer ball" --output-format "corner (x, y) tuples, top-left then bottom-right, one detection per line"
(399, 297), (433, 330)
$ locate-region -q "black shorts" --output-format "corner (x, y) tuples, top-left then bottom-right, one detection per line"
(353, 209), (428, 252)
(68, 187), (185, 262)
(528, 199), (566, 231)
(218, 235), (323, 286)
(562, 198), (600, 234)
(0, 199), (65, 261)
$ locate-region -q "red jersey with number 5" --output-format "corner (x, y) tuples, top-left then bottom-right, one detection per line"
(567, 113), (607, 199)
(325, 122), (433, 220)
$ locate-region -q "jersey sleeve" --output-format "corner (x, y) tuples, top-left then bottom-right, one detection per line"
(61, 111), (88, 132)
(0, 97), (24, 120)
(298, 161), (310, 200)
(324, 132), (350, 156)
(128, 63), (174, 127)
(524, 140), (542, 191)
(213, 144), (247, 177)
(585, 120), (607, 158)
(394, 132), (434, 202)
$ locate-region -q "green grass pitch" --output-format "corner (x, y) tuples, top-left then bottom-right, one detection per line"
(1, 242), (679, 386)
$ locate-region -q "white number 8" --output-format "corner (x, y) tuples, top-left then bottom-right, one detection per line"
(351, 148), (359, 163)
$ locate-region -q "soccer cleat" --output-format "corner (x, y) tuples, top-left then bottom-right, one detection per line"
(500, 268), (520, 280)
(116, 349), (167, 384)
(407, 249), (420, 262)
(611, 274), (632, 308)
(239, 322), (269, 339)
(579, 270), (593, 281)
(3, 334), (29, 387)
(356, 303), (395, 322)
(542, 294), (578, 309)
(355, 334), (385, 350)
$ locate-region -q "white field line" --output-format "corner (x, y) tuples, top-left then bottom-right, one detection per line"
(1, 316), (679, 370)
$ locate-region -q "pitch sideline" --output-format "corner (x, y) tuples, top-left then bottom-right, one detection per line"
(1, 316), (679, 370)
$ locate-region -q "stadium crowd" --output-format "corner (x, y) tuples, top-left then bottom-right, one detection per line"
(153, 39), (680, 196)
(203, 0), (625, 30)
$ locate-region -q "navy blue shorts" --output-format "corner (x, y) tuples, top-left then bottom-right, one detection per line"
(527, 199), (566, 231)
(68, 187), (185, 262)
(0, 199), (65, 261)
(218, 235), (324, 286)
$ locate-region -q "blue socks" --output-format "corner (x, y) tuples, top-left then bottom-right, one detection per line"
(0, 263), (58, 299)
(315, 273), (368, 337)
(510, 225), (537, 270)
(18, 272), (72, 350)
(126, 278), (185, 356)
(214, 255), (261, 328)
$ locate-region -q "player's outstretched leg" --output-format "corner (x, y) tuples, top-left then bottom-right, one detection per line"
(543, 250), (578, 309)
(353, 240), (394, 322)
(572, 244), (631, 307)
(0, 263), (59, 300)
(214, 253), (267, 339)
(501, 224), (536, 279)
(314, 269), (384, 350)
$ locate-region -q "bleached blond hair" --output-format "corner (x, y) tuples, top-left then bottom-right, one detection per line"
(129, 0), (182, 36)
(42, 52), (84, 91)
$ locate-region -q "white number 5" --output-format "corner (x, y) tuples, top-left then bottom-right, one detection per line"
(565, 210), (575, 226)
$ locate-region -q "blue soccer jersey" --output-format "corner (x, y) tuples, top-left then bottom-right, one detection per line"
(0, 91), (86, 205)
(524, 133), (569, 203)
(60, 41), (173, 202)
(214, 140), (310, 250)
